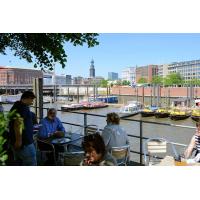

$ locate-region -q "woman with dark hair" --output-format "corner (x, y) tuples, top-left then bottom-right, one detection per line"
(81, 133), (117, 166)
(102, 112), (129, 151)
(184, 121), (200, 162)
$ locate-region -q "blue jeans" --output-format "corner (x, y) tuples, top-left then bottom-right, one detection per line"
(14, 143), (37, 166)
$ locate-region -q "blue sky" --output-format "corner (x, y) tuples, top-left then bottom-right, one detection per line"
(1, 33), (200, 78)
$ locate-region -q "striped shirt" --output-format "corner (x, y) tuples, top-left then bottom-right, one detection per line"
(195, 133), (200, 153)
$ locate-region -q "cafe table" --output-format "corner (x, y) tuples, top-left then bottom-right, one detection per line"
(156, 156), (200, 166)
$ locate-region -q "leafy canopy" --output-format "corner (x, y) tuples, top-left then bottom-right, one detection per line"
(0, 33), (99, 71)
(138, 77), (147, 84)
(163, 73), (183, 86)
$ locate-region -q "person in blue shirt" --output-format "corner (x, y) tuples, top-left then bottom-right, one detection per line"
(38, 108), (66, 139)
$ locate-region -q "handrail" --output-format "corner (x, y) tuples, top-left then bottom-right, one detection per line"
(7, 105), (195, 165)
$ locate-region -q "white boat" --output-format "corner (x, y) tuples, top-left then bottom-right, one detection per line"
(118, 101), (143, 118)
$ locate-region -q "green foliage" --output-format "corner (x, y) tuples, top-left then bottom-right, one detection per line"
(163, 73), (184, 86)
(0, 33), (99, 71)
(122, 80), (130, 85)
(151, 76), (163, 85)
(138, 77), (147, 84)
(185, 79), (200, 86)
(99, 79), (108, 87)
(115, 80), (122, 86)
(0, 110), (24, 165)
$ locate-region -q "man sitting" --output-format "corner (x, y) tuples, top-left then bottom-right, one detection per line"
(38, 108), (66, 139)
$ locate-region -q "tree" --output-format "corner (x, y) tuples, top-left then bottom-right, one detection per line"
(138, 77), (147, 84)
(99, 79), (108, 87)
(122, 80), (130, 85)
(163, 73), (184, 86)
(0, 33), (99, 71)
(151, 76), (163, 85)
(186, 78), (200, 86)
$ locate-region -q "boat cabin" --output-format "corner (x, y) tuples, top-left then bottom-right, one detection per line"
(171, 98), (189, 107)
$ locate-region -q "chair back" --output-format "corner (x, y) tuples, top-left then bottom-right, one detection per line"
(111, 145), (130, 166)
(85, 125), (100, 135)
(143, 137), (178, 166)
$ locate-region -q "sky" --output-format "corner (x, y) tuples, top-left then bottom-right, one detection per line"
(1, 33), (200, 78)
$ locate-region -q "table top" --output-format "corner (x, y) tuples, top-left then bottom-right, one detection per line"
(157, 156), (200, 166)
(41, 132), (84, 146)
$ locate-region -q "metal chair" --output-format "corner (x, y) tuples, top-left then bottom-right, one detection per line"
(110, 145), (130, 166)
(143, 137), (179, 166)
(37, 138), (56, 165)
(85, 125), (101, 135)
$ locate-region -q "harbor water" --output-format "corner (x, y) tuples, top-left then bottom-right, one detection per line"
(3, 98), (196, 163)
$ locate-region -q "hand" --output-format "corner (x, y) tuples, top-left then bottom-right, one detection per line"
(54, 131), (64, 138)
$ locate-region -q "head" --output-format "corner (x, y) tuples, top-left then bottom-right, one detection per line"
(196, 121), (200, 132)
(20, 91), (36, 106)
(47, 108), (57, 120)
(106, 112), (120, 125)
(82, 133), (106, 164)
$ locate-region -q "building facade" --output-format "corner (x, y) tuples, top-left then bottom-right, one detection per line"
(66, 75), (72, 85)
(158, 64), (169, 77)
(168, 60), (200, 82)
(73, 76), (84, 85)
(0, 66), (43, 85)
(136, 65), (158, 83)
(108, 72), (118, 80)
(121, 67), (136, 83)
(89, 59), (95, 78)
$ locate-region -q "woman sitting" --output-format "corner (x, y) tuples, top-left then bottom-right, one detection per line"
(102, 112), (129, 151)
(184, 122), (200, 162)
(81, 133), (117, 166)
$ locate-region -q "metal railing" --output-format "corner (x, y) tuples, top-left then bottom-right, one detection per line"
(38, 106), (196, 165)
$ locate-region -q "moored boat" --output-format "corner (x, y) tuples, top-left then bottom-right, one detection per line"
(169, 108), (190, 120)
(118, 101), (143, 118)
(155, 108), (170, 118)
(141, 105), (158, 117)
(191, 108), (200, 122)
(61, 103), (84, 111)
(81, 101), (108, 110)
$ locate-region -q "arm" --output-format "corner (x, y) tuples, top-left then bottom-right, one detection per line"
(38, 119), (49, 138)
(184, 135), (196, 159)
(102, 126), (111, 147)
(57, 118), (66, 133)
(13, 117), (23, 149)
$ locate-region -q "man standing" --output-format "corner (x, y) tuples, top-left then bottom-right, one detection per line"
(9, 91), (37, 166)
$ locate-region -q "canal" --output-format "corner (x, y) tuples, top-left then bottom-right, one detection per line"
(3, 99), (196, 163)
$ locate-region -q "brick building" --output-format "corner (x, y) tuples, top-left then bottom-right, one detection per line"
(136, 65), (158, 83)
(0, 66), (43, 85)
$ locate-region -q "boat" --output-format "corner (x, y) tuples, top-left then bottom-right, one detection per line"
(140, 105), (158, 117)
(169, 108), (191, 120)
(89, 96), (118, 103)
(118, 101), (143, 118)
(191, 107), (200, 122)
(155, 108), (170, 118)
(80, 101), (108, 110)
(61, 103), (84, 112)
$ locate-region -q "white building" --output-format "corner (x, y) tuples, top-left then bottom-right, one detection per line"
(168, 59), (200, 82)
(121, 67), (136, 83)
(158, 64), (169, 77)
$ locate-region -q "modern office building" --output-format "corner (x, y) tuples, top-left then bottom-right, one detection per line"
(108, 72), (118, 80)
(66, 75), (72, 85)
(121, 67), (136, 83)
(0, 66), (43, 85)
(168, 59), (200, 82)
(89, 59), (95, 78)
(73, 76), (84, 85)
(136, 65), (158, 83)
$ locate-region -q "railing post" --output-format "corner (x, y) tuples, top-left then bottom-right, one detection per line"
(140, 121), (143, 165)
(84, 112), (87, 136)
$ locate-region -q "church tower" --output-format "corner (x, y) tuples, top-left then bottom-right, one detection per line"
(89, 59), (95, 78)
